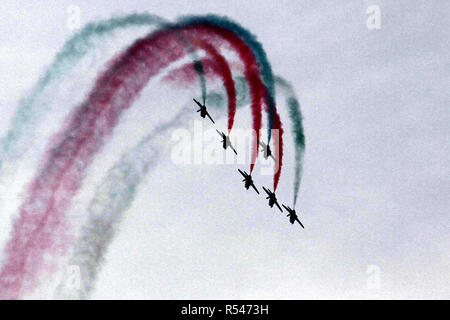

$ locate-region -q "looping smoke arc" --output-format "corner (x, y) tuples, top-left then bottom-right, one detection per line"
(0, 14), (305, 299)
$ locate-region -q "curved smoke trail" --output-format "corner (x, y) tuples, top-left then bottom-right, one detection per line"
(0, 13), (279, 180)
(0, 14), (166, 174)
(190, 40), (236, 133)
(0, 14), (214, 184)
(171, 23), (264, 174)
(163, 59), (284, 190)
(0, 14), (296, 299)
(176, 15), (277, 142)
(0, 26), (208, 299)
(56, 74), (303, 299)
(55, 97), (225, 299)
(55, 106), (191, 299)
(274, 77), (305, 206)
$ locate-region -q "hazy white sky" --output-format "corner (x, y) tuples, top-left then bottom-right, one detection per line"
(0, 0), (448, 299)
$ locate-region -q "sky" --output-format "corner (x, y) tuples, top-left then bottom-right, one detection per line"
(0, 0), (448, 299)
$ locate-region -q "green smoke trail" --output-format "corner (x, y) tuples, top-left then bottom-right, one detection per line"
(194, 61), (207, 104)
(187, 50), (207, 105)
(274, 77), (305, 206)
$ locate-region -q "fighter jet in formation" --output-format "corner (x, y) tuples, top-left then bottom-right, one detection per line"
(238, 169), (259, 194)
(262, 187), (282, 212)
(193, 98), (215, 123)
(191, 96), (305, 229)
(216, 130), (237, 155)
(258, 140), (275, 161)
(282, 205), (305, 228)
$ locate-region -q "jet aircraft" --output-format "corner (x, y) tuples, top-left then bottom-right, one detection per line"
(238, 169), (259, 194)
(262, 187), (282, 212)
(193, 98), (215, 123)
(258, 140), (275, 160)
(216, 130), (237, 155)
(282, 204), (305, 228)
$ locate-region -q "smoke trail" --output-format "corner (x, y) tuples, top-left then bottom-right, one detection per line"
(172, 33), (207, 104)
(54, 43), (237, 300)
(187, 39), (236, 132)
(172, 24), (263, 173)
(176, 15), (277, 142)
(56, 78), (243, 299)
(272, 110), (284, 191)
(164, 61), (288, 190)
(194, 60), (207, 104)
(0, 28), (188, 299)
(55, 107), (189, 299)
(162, 56), (237, 133)
(0, 14), (166, 173)
(274, 77), (305, 205)
(74, 18), (281, 181)
(55, 73), (303, 299)
(165, 61), (286, 190)
(0, 14), (213, 200)
(0, 16), (217, 297)
(0, 20), (284, 299)
(0, 13), (278, 179)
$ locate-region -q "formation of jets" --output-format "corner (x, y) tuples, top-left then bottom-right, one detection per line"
(193, 99), (304, 229)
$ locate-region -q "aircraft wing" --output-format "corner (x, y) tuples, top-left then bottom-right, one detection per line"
(238, 169), (247, 178)
(270, 154), (276, 161)
(275, 201), (283, 212)
(296, 218), (305, 229)
(230, 145), (238, 155)
(193, 98), (203, 108)
(262, 187), (271, 196)
(251, 183), (260, 194)
(282, 204), (290, 212)
(205, 111), (215, 124)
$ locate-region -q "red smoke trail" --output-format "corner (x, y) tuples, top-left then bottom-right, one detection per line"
(162, 61), (201, 86)
(0, 23), (278, 299)
(271, 110), (283, 191)
(162, 58), (239, 86)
